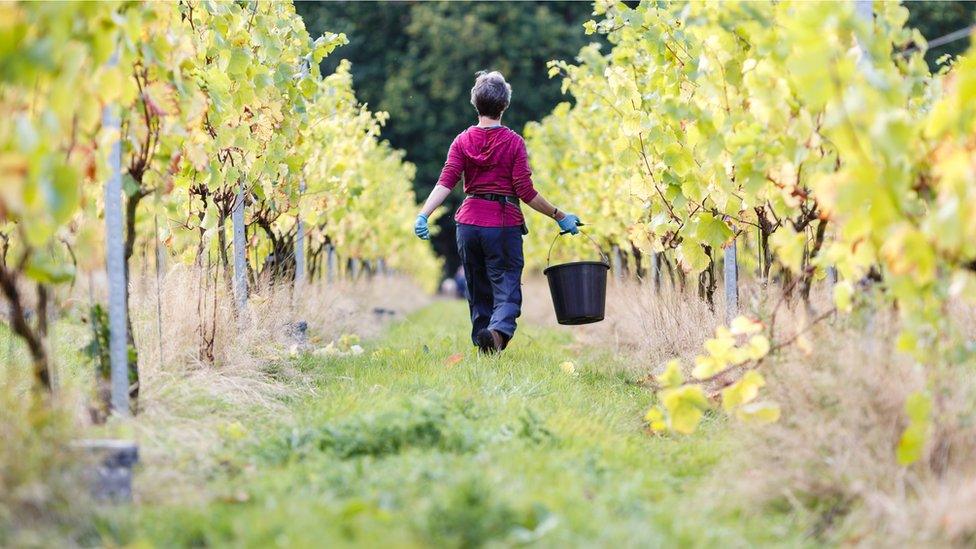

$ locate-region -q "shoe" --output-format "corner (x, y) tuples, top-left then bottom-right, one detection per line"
(475, 329), (497, 354)
(490, 330), (509, 351)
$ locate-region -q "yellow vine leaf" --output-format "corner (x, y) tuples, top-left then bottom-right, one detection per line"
(692, 354), (725, 380)
(729, 316), (763, 335)
(833, 280), (855, 312)
(897, 391), (932, 466)
(734, 401), (781, 424)
(694, 213), (733, 248)
(728, 347), (753, 366)
(745, 335), (770, 360)
(721, 370), (766, 412)
(677, 239), (710, 274)
(895, 331), (918, 354)
(644, 407), (668, 432)
(703, 332), (736, 359)
(881, 226), (937, 285)
(769, 227), (806, 274)
(656, 359), (684, 388)
(897, 423), (928, 466)
(661, 385), (709, 434)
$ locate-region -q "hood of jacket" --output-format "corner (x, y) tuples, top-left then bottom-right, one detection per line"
(457, 126), (514, 168)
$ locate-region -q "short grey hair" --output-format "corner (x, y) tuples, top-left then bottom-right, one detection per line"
(470, 70), (511, 119)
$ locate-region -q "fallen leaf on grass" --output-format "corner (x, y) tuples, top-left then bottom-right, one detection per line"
(220, 490), (251, 504)
(444, 353), (464, 367)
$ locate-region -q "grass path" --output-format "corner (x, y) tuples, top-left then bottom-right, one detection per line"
(102, 301), (807, 547)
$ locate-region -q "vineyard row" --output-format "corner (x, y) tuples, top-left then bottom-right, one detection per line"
(0, 1), (439, 414)
(521, 0), (976, 442)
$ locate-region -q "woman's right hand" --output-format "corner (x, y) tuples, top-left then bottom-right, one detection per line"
(556, 213), (582, 235)
(414, 214), (430, 240)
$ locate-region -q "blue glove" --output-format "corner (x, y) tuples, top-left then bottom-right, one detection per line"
(414, 214), (430, 240)
(557, 213), (581, 235)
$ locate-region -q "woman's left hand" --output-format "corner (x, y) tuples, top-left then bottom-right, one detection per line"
(414, 214), (430, 240)
(556, 213), (582, 235)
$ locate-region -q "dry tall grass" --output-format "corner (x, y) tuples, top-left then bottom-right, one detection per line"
(1, 265), (432, 531)
(522, 277), (720, 371)
(0, 391), (92, 546)
(8, 263), (976, 545)
(719, 313), (976, 546)
(120, 266), (431, 504)
(527, 272), (976, 546)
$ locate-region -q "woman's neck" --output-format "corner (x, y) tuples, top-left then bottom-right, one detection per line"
(477, 116), (502, 128)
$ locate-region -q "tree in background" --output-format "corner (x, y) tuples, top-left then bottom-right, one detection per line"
(297, 1), (599, 278)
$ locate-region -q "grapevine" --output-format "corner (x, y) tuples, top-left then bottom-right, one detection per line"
(528, 1), (975, 453)
(0, 1), (439, 404)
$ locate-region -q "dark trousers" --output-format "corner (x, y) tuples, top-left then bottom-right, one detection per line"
(456, 223), (524, 345)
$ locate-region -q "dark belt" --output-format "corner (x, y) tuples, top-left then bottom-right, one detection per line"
(466, 193), (520, 206)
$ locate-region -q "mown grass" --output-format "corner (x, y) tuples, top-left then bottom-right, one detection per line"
(95, 302), (811, 547)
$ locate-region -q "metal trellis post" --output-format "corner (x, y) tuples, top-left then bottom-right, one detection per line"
(724, 239), (739, 324)
(295, 179), (306, 290)
(233, 180), (248, 317)
(103, 51), (129, 416)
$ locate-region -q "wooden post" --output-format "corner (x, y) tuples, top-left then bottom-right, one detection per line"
(724, 239), (739, 324)
(103, 51), (128, 417)
(232, 181), (247, 316)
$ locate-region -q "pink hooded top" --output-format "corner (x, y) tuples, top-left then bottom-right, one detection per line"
(435, 125), (539, 227)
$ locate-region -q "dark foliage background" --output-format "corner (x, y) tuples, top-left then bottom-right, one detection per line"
(905, 1), (975, 67)
(297, 1), (974, 282)
(297, 1), (600, 278)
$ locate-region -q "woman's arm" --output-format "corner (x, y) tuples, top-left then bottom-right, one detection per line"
(416, 137), (464, 240)
(422, 136), (464, 216)
(419, 184), (452, 218)
(527, 194), (581, 234)
(525, 193), (565, 221)
(414, 184), (452, 240)
(512, 137), (580, 233)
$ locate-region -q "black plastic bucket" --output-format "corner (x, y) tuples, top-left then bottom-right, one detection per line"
(543, 232), (609, 325)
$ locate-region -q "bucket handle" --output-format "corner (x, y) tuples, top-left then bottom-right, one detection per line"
(546, 229), (610, 268)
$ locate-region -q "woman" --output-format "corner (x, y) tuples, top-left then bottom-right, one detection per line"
(414, 70), (581, 354)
